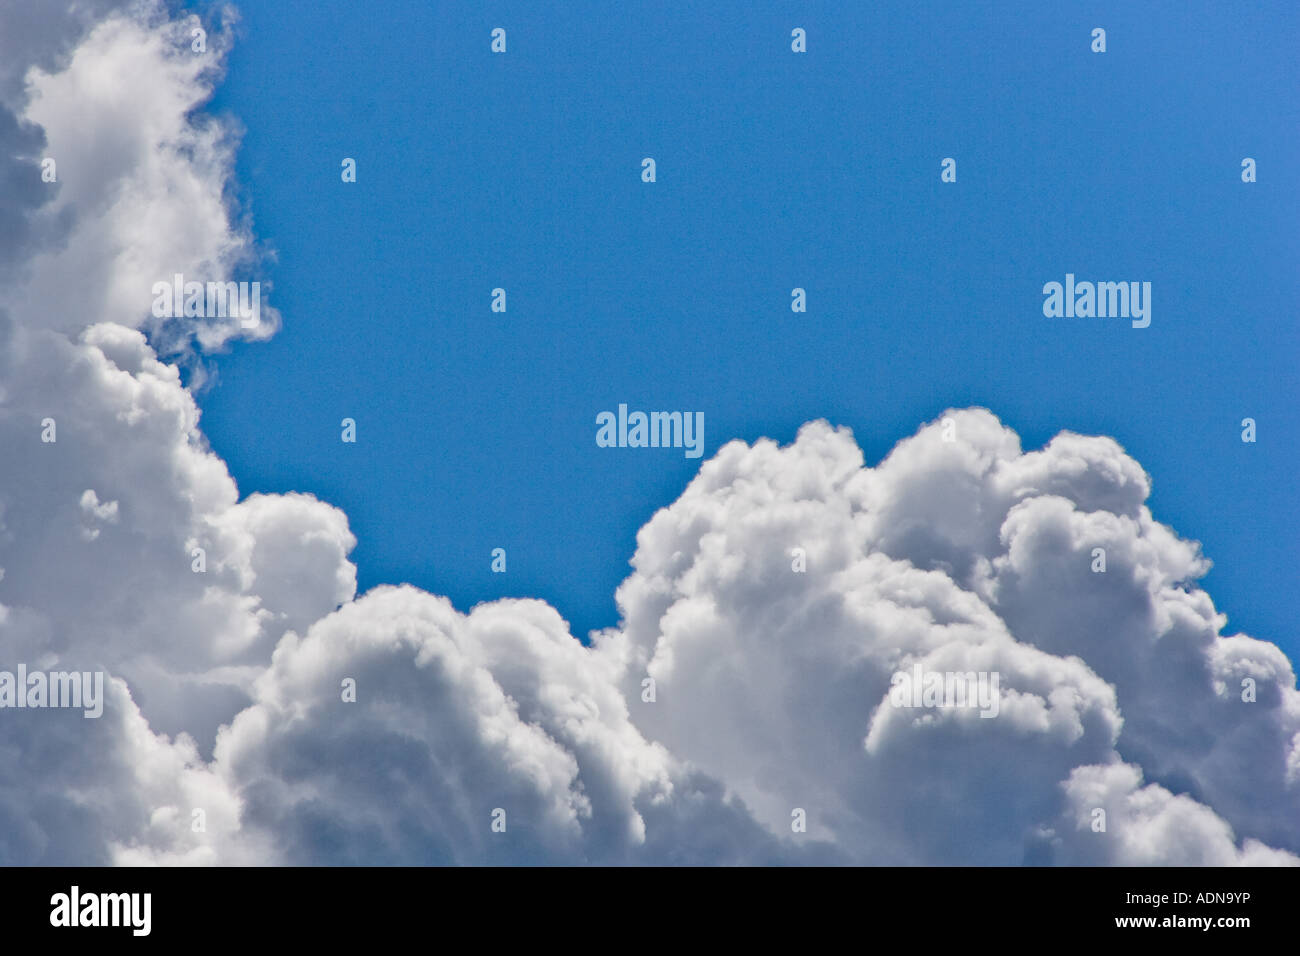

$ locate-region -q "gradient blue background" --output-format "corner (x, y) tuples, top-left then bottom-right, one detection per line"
(197, 1), (1299, 662)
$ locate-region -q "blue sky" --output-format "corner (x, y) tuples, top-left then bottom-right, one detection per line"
(198, 0), (1298, 661)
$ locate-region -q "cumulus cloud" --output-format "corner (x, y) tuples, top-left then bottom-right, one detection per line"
(1055, 763), (1298, 866)
(0, 321), (354, 757)
(0, 0), (134, 277)
(0, 0), (331, 757)
(211, 587), (822, 865)
(603, 413), (1300, 864)
(0, 2), (274, 352)
(0, 0), (1296, 867)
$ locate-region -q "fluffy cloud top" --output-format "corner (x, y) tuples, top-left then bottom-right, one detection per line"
(0, 1), (1296, 866)
(1, 2), (274, 352)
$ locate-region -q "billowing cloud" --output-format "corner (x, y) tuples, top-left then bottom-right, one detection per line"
(212, 587), (823, 865)
(1, 2), (274, 352)
(0, 1), (1295, 867)
(603, 412), (1300, 864)
(0, 321), (354, 756)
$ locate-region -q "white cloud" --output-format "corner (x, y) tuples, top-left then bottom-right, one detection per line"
(1, 4), (275, 353)
(0, 321), (354, 757)
(602, 413), (1299, 863)
(1054, 763), (1299, 866)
